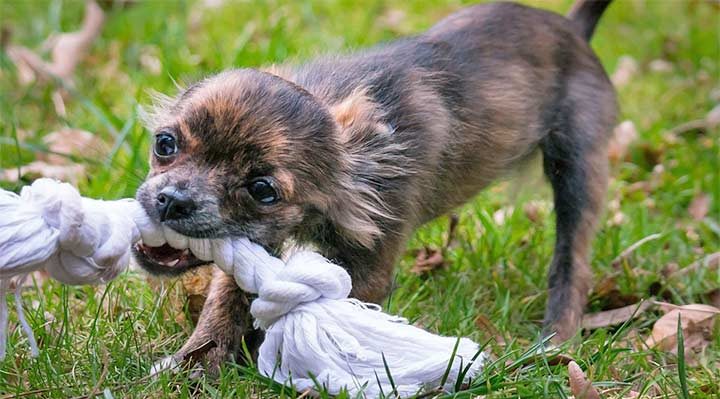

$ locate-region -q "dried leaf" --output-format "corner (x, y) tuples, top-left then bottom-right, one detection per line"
(41, 128), (108, 164)
(688, 193), (710, 221)
(582, 300), (655, 330)
(48, 1), (105, 81)
(5, 45), (38, 85)
(645, 303), (719, 354)
(5, 1), (104, 86)
(378, 8), (407, 33)
(410, 247), (444, 276)
(703, 289), (720, 309)
(8, 270), (49, 290)
(1, 128), (109, 184)
(181, 266), (213, 324)
(523, 200), (550, 224)
(706, 104), (720, 128)
(671, 252), (720, 277)
(181, 266), (213, 296)
(2, 161), (86, 185)
(202, 0), (227, 8)
(568, 361), (601, 399)
(444, 214), (459, 250)
(139, 45), (162, 75)
(611, 55), (638, 88)
(492, 206), (514, 226)
(608, 120), (639, 163)
(649, 59), (674, 73)
(592, 275), (619, 297)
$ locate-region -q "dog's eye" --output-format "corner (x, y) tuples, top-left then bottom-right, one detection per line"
(248, 178), (280, 204)
(154, 133), (178, 158)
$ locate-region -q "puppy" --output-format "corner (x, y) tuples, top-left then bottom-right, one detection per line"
(135, 0), (616, 373)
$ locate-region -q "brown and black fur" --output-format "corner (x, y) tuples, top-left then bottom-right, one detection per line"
(135, 0), (616, 372)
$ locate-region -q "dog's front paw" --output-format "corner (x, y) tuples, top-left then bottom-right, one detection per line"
(150, 354), (181, 377)
(150, 339), (218, 378)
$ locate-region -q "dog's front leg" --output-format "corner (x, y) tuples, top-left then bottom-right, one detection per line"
(152, 267), (261, 377)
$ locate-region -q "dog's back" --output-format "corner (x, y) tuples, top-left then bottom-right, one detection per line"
(281, 2), (616, 225)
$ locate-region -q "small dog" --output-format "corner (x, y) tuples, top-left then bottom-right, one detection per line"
(135, 0), (616, 373)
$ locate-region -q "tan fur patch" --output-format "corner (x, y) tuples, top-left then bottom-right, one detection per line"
(330, 88), (392, 140)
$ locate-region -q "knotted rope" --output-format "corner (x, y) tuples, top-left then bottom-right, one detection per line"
(0, 178), (485, 396)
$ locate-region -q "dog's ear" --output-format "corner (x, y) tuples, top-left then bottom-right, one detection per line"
(323, 89), (408, 248)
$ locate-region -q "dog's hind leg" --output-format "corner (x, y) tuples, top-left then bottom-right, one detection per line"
(540, 77), (615, 341)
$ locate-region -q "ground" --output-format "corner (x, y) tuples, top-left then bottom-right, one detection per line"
(0, 0), (718, 397)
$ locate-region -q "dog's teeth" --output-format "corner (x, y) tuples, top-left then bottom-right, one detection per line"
(166, 259), (179, 267)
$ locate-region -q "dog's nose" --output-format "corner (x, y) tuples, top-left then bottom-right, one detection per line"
(156, 186), (196, 221)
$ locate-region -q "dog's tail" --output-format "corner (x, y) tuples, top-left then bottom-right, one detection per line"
(567, 0), (613, 41)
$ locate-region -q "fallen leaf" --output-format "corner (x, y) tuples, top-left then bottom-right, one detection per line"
(568, 361), (601, 399)
(411, 216), (459, 276)
(688, 193), (710, 221)
(611, 55), (638, 88)
(592, 275), (620, 298)
(202, 0), (226, 8)
(378, 8), (407, 33)
(671, 252), (720, 277)
(608, 120), (639, 163)
(139, 45), (162, 75)
(1, 128), (108, 184)
(706, 104), (720, 128)
(41, 128), (108, 164)
(5, 45), (38, 85)
(703, 289), (720, 309)
(181, 266), (214, 324)
(8, 270), (49, 290)
(6, 1), (104, 86)
(46, 0), (105, 81)
(445, 213), (459, 250)
(645, 303), (719, 357)
(2, 161), (86, 185)
(649, 59), (674, 73)
(667, 105), (720, 137)
(523, 200), (550, 224)
(582, 300), (655, 330)
(410, 247), (444, 276)
(661, 262), (679, 277)
(492, 206), (514, 226)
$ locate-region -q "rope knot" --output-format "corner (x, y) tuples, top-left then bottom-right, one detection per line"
(249, 250), (352, 328)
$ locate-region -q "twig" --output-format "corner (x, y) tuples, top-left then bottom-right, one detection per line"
(611, 233), (663, 268)
(85, 350), (110, 399)
(668, 119), (710, 136)
(652, 300), (720, 314)
(670, 252), (720, 278)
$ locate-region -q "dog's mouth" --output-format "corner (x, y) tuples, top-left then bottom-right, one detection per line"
(133, 242), (211, 276)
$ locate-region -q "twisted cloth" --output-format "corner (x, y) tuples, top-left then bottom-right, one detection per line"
(0, 178), (485, 396)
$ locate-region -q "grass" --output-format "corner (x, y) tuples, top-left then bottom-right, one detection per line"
(0, 0), (718, 397)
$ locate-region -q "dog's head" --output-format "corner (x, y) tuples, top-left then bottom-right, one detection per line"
(134, 69), (398, 275)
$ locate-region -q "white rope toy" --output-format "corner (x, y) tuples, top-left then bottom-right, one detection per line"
(0, 178), (485, 396)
